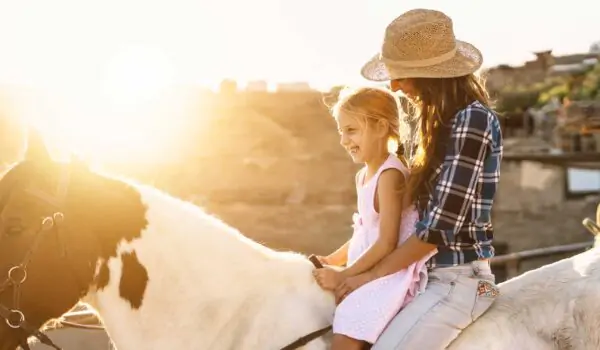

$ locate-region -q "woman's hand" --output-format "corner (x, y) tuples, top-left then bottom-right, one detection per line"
(312, 267), (345, 291)
(315, 255), (329, 265)
(334, 272), (375, 304)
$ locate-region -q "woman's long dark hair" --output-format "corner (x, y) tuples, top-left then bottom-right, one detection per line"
(405, 73), (491, 203)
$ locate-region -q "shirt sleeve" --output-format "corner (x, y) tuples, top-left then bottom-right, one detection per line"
(415, 106), (491, 246)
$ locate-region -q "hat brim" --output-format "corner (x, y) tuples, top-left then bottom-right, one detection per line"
(360, 40), (483, 81)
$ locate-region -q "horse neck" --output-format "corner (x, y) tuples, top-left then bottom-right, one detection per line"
(134, 185), (275, 268)
(85, 184), (334, 349)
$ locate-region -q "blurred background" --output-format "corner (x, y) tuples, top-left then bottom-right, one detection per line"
(0, 0), (599, 348)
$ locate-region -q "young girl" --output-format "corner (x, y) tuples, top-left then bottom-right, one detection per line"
(312, 86), (434, 350)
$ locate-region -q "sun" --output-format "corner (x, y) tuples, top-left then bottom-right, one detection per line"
(14, 44), (186, 165)
(102, 45), (175, 107)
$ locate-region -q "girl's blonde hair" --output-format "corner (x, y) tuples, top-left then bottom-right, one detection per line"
(331, 86), (410, 165)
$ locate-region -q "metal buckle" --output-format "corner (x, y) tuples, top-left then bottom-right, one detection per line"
(8, 266), (27, 284)
(6, 309), (24, 329)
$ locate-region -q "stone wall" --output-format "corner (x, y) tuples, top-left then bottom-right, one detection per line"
(495, 161), (566, 214)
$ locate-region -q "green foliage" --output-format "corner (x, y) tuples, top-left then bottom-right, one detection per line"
(494, 61), (600, 113)
(578, 63), (600, 99)
(538, 83), (569, 105)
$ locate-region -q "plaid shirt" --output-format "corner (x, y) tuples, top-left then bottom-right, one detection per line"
(415, 101), (503, 268)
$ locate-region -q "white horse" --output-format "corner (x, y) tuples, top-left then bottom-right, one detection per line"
(1, 131), (600, 350)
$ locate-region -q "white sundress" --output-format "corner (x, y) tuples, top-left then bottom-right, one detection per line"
(333, 153), (435, 344)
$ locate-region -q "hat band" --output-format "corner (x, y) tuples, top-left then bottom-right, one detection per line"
(381, 47), (457, 69)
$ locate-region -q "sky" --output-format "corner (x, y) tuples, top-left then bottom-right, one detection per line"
(0, 0), (598, 92)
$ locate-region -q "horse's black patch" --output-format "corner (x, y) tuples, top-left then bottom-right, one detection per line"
(119, 251), (148, 309)
(90, 179), (148, 296)
(91, 179), (149, 262)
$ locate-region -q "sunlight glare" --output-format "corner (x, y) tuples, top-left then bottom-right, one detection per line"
(9, 44), (189, 166)
(102, 45), (175, 108)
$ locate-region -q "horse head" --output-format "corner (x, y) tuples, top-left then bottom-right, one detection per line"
(0, 128), (148, 349)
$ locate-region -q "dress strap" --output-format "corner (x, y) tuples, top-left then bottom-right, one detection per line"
(375, 154), (410, 180)
(355, 166), (369, 187)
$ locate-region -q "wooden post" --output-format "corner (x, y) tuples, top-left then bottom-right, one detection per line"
(491, 241), (509, 283)
(505, 260), (520, 279)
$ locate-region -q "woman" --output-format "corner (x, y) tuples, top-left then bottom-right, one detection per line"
(334, 8), (504, 349)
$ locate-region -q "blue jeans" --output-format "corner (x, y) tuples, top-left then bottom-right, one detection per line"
(372, 260), (498, 349)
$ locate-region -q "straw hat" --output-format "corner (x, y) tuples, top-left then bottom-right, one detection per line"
(361, 9), (483, 81)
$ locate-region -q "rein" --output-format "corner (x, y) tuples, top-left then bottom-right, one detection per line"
(279, 255), (333, 350)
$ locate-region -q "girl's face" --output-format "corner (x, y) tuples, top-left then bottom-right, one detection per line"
(390, 78), (417, 100)
(336, 111), (386, 164)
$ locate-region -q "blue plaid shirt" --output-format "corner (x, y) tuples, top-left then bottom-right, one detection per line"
(415, 101), (503, 268)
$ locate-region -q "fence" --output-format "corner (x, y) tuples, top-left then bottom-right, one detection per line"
(491, 241), (593, 280)
(490, 212), (598, 281)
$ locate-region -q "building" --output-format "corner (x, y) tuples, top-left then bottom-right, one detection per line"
(484, 50), (600, 94)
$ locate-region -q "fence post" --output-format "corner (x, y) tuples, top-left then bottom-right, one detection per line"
(491, 241), (509, 282)
(505, 259), (521, 279)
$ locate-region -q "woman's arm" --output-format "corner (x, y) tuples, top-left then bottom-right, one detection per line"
(369, 235), (436, 279)
(341, 168), (405, 278)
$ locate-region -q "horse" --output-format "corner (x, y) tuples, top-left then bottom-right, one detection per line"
(2, 130), (600, 350)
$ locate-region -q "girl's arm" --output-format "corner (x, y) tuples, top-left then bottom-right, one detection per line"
(321, 240), (350, 266)
(341, 168), (405, 278)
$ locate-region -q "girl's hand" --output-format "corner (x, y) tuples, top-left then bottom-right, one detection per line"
(312, 267), (345, 291)
(334, 272), (375, 304)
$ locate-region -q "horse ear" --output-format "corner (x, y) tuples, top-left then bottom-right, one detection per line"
(24, 127), (51, 163)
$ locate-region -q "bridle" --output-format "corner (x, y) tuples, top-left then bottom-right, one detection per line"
(0, 165), (332, 350)
(0, 214), (65, 350)
(0, 166), (73, 350)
